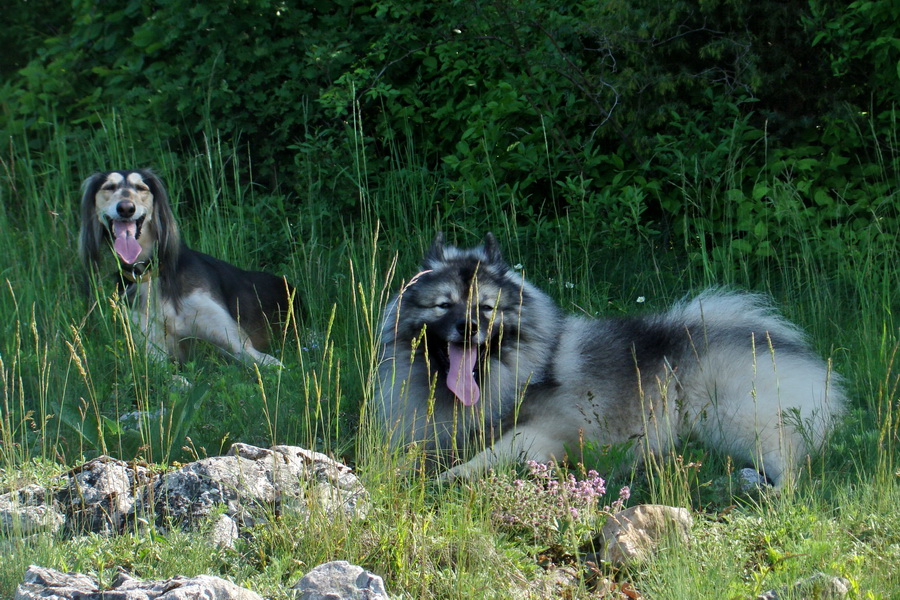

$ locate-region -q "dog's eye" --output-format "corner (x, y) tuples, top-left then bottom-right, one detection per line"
(101, 183), (116, 191)
(435, 302), (452, 310)
(135, 184), (150, 192)
(480, 304), (495, 312)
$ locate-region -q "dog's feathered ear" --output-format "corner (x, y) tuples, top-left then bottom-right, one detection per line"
(481, 232), (503, 264)
(422, 232), (445, 267)
(79, 172), (107, 269)
(140, 170), (181, 268)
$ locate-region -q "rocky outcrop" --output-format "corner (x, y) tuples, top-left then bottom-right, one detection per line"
(14, 565), (264, 600)
(0, 444), (367, 541)
(148, 443), (368, 528)
(14, 562), (396, 600)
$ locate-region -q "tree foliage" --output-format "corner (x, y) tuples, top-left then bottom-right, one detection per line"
(1, 0), (896, 260)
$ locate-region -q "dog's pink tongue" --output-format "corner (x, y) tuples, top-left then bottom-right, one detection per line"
(447, 344), (480, 406)
(112, 221), (141, 265)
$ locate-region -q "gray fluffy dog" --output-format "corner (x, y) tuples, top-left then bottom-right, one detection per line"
(376, 233), (845, 486)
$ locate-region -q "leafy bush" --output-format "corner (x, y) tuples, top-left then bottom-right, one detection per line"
(4, 0), (367, 190)
(1, 0), (897, 257)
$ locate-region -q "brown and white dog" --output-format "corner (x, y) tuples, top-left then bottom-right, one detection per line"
(79, 169), (297, 367)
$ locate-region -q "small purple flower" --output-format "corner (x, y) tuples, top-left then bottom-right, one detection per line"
(486, 460), (627, 544)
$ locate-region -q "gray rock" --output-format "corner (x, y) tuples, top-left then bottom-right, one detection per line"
(210, 513), (239, 550)
(739, 468), (772, 493)
(58, 455), (152, 534)
(596, 504), (693, 566)
(291, 561), (389, 600)
(14, 565), (263, 600)
(14, 565), (97, 600)
(755, 572), (851, 599)
(148, 454), (262, 524)
(146, 444), (368, 526)
(261, 445), (369, 520)
(112, 571), (263, 600)
(0, 484), (64, 535)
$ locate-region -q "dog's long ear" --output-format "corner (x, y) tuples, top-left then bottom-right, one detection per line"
(78, 172), (106, 269)
(141, 169), (181, 268)
(481, 232), (503, 264)
(423, 232), (445, 267)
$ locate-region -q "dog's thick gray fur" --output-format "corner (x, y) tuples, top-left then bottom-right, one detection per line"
(376, 233), (845, 486)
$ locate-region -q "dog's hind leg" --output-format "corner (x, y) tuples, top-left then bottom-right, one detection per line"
(179, 290), (284, 368)
(437, 425), (567, 481)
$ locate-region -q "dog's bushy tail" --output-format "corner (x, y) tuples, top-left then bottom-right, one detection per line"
(664, 287), (845, 486)
(668, 287), (808, 348)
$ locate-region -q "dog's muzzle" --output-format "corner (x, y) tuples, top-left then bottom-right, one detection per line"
(105, 212), (146, 265)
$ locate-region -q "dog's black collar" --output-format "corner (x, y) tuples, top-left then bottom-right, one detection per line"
(120, 257), (155, 283)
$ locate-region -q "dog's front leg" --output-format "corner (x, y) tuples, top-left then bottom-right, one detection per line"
(437, 425), (566, 481)
(128, 283), (171, 361)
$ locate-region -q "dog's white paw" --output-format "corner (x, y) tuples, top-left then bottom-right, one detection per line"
(436, 464), (473, 484)
(249, 352), (284, 370)
(264, 358), (285, 370)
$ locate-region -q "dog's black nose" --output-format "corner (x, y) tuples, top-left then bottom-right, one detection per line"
(455, 319), (477, 337)
(116, 201), (136, 218)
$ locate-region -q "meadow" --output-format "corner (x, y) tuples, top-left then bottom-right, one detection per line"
(0, 118), (897, 599)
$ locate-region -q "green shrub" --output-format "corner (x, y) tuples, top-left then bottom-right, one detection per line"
(2, 0), (897, 256)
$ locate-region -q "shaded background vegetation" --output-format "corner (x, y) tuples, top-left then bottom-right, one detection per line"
(2, 0), (897, 261)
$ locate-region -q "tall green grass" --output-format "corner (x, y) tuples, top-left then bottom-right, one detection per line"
(0, 114), (898, 599)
